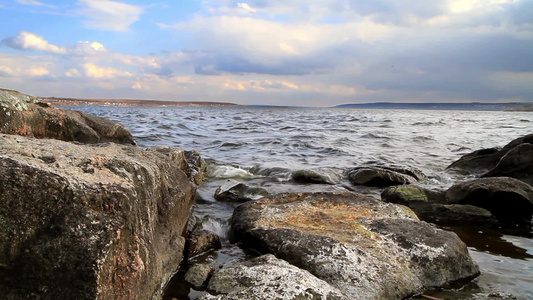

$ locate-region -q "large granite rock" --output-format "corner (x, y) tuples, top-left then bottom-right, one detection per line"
(445, 177), (533, 223)
(447, 134), (533, 174)
(231, 192), (479, 300)
(482, 143), (533, 186)
(200, 254), (348, 300)
(347, 166), (417, 187)
(0, 88), (134, 144)
(0, 133), (204, 300)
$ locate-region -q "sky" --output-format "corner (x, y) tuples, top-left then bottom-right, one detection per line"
(0, 0), (532, 106)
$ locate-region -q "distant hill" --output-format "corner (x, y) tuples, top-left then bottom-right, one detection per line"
(335, 102), (527, 111)
(40, 97), (240, 107)
(503, 103), (533, 112)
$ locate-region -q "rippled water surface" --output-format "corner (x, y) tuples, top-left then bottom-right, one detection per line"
(77, 106), (533, 299)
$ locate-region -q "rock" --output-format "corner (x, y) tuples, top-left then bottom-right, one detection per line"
(200, 254), (348, 300)
(187, 230), (222, 260)
(291, 168), (342, 185)
(378, 165), (427, 181)
(445, 177), (533, 222)
(382, 186), (497, 224)
(447, 134), (533, 174)
(185, 263), (214, 290)
(214, 180), (269, 203)
(185, 149), (207, 186)
(0, 88), (134, 144)
(381, 185), (428, 204)
(0, 133), (203, 300)
(482, 143), (533, 186)
(231, 192), (479, 300)
(347, 166), (416, 187)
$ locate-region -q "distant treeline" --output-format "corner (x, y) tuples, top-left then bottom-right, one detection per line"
(335, 102), (531, 111)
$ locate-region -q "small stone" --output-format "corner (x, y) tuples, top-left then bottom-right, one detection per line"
(39, 155), (56, 164)
(187, 230), (222, 260)
(185, 263), (214, 290)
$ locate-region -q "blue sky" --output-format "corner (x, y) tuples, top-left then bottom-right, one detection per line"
(0, 0), (532, 106)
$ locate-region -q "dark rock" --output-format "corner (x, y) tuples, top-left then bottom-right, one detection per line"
(187, 230), (222, 260)
(445, 177), (533, 222)
(381, 185), (428, 204)
(0, 133), (203, 300)
(447, 134), (533, 174)
(291, 168), (342, 185)
(347, 166), (416, 187)
(231, 192), (479, 300)
(200, 254), (348, 300)
(0, 88), (134, 145)
(378, 165), (427, 181)
(185, 149), (207, 186)
(185, 263), (214, 290)
(214, 180), (269, 203)
(482, 143), (533, 186)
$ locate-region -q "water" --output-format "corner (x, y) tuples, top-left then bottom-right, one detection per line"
(75, 106), (533, 299)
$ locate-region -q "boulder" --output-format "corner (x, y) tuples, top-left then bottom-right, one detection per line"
(347, 166), (416, 187)
(291, 168), (342, 185)
(185, 149), (207, 186)
(185, 263), (214, 290)
(0, 133), (203, 300)
(214, 180), (269, 203)
(231, 192), (479, 300)
(482, 143), (533, 186)
(445, 177), (533, 222)
(447, 134), (533, 174)
(187, 230), (222, 260)
(0, 88), (134, 144)
(200, 254), (348, 300)
(382, 186), (497, 224)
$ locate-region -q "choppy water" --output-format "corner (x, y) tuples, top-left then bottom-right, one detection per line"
(76, 106), (533, 300)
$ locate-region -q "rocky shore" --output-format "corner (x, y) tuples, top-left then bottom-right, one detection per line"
(1, 89), (531, 299)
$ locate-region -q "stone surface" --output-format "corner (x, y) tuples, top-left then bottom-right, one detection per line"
(0, 133), (202, 300)
(381, 185), (428, 204)
(185, 263), (214, 290)
(187, 230), (222, 260)
(214, 180), (269, 203)
(231, 192), (479, 300)
(291, 168), (342, 185)
(482, 143), (533, 186)
(347, 166), (416, 187)
(447, 134), (533, 174)
(445, 177), (533, 222)
(200, 254), (348, 300)
(0, 88), (134, 144)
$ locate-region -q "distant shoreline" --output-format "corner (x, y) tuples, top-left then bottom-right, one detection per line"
(40, 97), (240, 107)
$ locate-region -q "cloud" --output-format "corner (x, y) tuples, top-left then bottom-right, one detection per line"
(1, 31), (66, 54)
(67, 41), (107, 56)
(77, 0), (143, 31)
(82, 62), (132, 79)
(16, 0), (55, 7)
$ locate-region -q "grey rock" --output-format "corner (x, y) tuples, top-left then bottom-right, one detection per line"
(482, 143), (533, 186)
(445, 177), (533, 222)
(0, 133), (203, 300)
(188, 230), (222, 260)
(200, 254), (348, 300)
(231, 192), (479, 300)
(0, 88), (134, 145)
(185, 263), (214, 290)
(447, 134), (533, 174)
(381, 185), (428, 204)
(214, 180), (269, 203)
(347, 166), (416, 187)
(291, 168), (342, 185)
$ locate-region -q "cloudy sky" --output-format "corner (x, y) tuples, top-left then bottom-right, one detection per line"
(0, 0), (532, 106)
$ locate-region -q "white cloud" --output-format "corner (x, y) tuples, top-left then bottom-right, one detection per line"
(82, 62), (132, 79)
(65, 68), (81, 77)
(28, 66), (50, 77)
(16, 0), (55, 7)
(0, 65), (14, 76)
(237, 3), (256, 14)
(77, 0), (143, 31)
(1, 31), (66, 54)
(67, 41), (107, 56)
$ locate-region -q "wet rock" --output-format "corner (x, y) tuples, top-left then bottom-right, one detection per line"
(0, 88), (134, 144)
(185, 149), (208, 186)
(185, 263), (214, 290)
(381, 185), (428, 204)
(231, 192), (479, 300)
(482, 143), (533, 186)
(291, 168), (342, 185)
(347, 166), (416, 187)
(0, 134), (203, 300)
(214, 180), (269, 203)
(378, 165), (427, 181)
(447, 134), (533, 174)
(187, 230), (222, 260)
(200, 254), (348, 300)
(445, 177), (533, 223)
